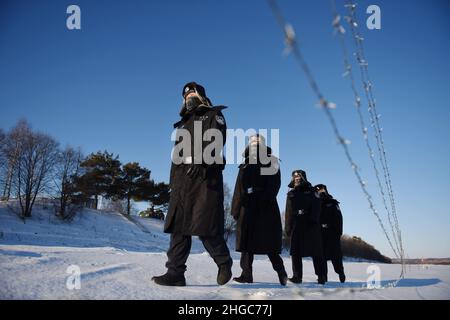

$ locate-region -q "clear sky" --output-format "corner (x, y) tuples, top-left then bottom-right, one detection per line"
(1, 0), (449, 258)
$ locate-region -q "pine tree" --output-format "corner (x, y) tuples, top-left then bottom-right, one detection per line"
(75, 151), (121, 209)
(115, 162), (155, 215)
(148, 181), (170, 211)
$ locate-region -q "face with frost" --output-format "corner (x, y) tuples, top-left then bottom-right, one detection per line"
(183, 91), (204, 112)
(293, 172), (302, 186)
(248, 135), (263, 159)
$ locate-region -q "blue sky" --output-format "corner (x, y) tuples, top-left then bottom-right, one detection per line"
(1, 0), (449, 258)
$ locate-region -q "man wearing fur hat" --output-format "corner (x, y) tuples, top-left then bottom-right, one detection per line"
(285, 170), (327, 285)
(315, 184), (346, 283)
(231, 134), (288, 285)
(152, 82), (232, 287)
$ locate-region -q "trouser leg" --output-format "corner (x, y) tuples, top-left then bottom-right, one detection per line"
(332, 256), (344, 275)
(199, 235), (232, 267)
(312, 255), (326, 277)
(240, 252), (254, 276)
(291, 254), (303, 278)
(166, 233), (192, 275)
(268, 253), (285, 272)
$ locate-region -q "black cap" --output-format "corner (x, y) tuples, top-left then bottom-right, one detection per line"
(182, 82), (207, 99)
(314, 184), (328, 192)
(288, 169), (308, 188)
(292, 169), (307, 182)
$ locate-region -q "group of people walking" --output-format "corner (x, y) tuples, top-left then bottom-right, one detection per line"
(152, 82), (345, 287)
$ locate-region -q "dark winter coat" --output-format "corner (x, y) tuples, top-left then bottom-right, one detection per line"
(285, 183), (323, 257)
(164, 105), (227, 236)
(231, 150), (282, 254)
(319, 195), (343, 260)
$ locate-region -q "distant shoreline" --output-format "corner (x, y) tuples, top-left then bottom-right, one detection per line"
(392, 258), (450, 266)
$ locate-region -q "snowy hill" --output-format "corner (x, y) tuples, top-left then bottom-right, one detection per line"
(1, 202), (449, 300)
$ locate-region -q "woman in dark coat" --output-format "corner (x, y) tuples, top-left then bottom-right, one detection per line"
(315, 184), (346, 283)
(285, 170), (327, 285)
(231, 135), (288, 285)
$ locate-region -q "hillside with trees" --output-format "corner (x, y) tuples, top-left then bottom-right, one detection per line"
(0, 119), (169, 219)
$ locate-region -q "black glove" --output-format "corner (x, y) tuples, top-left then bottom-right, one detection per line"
(186, 164), (206, 180)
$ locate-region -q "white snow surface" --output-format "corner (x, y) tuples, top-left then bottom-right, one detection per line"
(0, 202), (449, 300)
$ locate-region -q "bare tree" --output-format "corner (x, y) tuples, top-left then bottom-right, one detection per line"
(1, 119), (28, 200)
(12, 124), (59, 217)
(53, 146), (83, 219)
(0, 128), (6, 199)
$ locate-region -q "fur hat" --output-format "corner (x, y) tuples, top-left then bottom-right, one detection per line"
(288, 169), (308, 188)
(314, 184), (328, 193)
(182, 82), (207, 99)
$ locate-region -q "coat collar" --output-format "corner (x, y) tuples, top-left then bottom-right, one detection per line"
(173, 105), (228, 128)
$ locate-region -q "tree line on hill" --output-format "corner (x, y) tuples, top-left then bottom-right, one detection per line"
(0, 119), (169, 219)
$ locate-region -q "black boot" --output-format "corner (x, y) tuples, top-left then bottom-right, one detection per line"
(233, 273), (253, 284)
(288, 274), (302, 284)
(339, 273), (346, 283)
(217, 263), (232, 285)
(277, 269), (288, 286)
(152, 272), (186, 287)
(317, 275), (327, 285)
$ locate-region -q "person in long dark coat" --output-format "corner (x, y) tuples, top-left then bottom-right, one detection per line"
(231, 134), (288, 285)
(152, 82), (232, 287)
(315, 184), (346, 283)
(285, 170), (327, 285)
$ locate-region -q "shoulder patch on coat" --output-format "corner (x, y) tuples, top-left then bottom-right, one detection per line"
(215, 115), (225, 125)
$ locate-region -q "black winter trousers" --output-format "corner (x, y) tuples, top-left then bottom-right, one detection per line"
(324, 257), (345, 276)
(240, 252), (285, 276)
(166, 233), (232, 276)
(291, 254), (326, 279)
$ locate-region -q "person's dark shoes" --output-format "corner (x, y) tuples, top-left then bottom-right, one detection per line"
(339, 273), (346, 283)
(277, 269), (288, 286)
(217, 263), (232, 285)
(233, 274), (253, 284)
(317, 275), (327, 285)
(288, 274), (302, 284)
(152, 272), (186, 286)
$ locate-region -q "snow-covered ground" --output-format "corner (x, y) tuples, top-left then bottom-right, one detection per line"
(1, 202), (449, 300)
